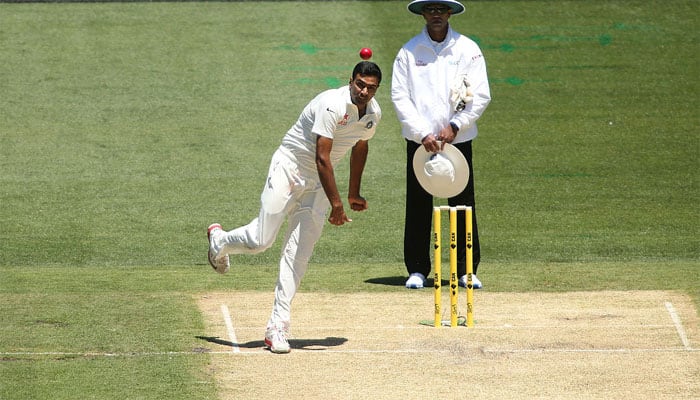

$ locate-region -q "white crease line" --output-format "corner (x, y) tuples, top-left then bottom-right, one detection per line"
(220, 304), (241, 354)
(229, 324), (677, 331)
(1, 347), (696, 359)
(0, 351), (234, 357)
(481, 348), (697, 354)
(665, 301), (692, 350)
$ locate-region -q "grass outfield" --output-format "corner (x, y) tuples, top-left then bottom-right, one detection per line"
(0, 1), (697, 399)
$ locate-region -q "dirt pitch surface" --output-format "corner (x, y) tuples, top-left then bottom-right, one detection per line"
(197, 290), (698, 399)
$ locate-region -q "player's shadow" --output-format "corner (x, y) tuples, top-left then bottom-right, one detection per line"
(364, 276), (406, 286)
(196, 336), (348, 351)
(365, 276), (450, 287)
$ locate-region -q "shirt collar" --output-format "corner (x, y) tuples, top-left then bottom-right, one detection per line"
(422, 25), (454, 52)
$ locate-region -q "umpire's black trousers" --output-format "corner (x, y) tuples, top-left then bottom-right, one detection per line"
(404, 139), (481, 278)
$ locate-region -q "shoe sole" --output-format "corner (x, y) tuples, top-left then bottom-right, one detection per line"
(406, 284), (424, 289)
(459, 282), (483, 289)
(208, 250), (229, 274)
(207, 224), (229, 274)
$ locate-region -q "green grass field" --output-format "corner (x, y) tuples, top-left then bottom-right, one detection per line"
(0, 1), (697, 399)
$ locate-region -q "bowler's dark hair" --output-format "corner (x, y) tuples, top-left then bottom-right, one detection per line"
(353, 61), (382, 84)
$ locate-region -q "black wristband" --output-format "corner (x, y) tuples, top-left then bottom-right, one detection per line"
(450, 122), (459, 134)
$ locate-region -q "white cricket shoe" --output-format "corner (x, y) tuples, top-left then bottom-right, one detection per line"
(264, 321), (291, 354)
(405, 273), (426, 289)
(207, 223), (229, 274)
(459, 274), (482, 289)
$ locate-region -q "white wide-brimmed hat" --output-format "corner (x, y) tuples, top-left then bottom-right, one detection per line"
(407, 0), (465, 15)
(413, 143), (469, 198)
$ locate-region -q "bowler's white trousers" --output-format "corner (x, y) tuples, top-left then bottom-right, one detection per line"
(217, 147), (329, 326)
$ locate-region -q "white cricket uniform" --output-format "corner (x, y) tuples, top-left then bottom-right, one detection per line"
(391, 26), (491, 144)
(218, 85), (381, 325)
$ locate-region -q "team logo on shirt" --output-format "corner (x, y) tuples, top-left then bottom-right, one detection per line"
(415, 60), (428, 67)
(365, 121), (374, 129)
(338, 113), (349, 126)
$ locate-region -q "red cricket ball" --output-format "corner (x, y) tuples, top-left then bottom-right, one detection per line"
(359, 47), (373, 60)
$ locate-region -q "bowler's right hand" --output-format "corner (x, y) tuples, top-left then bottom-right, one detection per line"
(328, 205), (352, 226)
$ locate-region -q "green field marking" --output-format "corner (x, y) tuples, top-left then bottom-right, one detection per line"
(512, 23), (643, 33)
(480, 30), (616, 52)
(285, 77), (343, 88)
(598, 34), (613, 46)
(527, 34), (612, 44)
(324, 77), (343, 87)
(612, 23), (660, 31)
(532, 172), (593, 179)
(543, 65), (624, 70)
(497, 42), (516, 52)
(489, 77), (529, 86)
(286, 66), (351, 71)
(300, 42), (317, 54)
(275, 43), (357, 55)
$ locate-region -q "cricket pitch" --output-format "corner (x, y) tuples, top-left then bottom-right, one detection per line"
(196, 290), (698, 399)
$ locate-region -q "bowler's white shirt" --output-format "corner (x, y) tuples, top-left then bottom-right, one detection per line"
(281, 85), (381, 173)
(392, 26), (491, 144)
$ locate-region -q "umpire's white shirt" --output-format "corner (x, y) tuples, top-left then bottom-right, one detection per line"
(391, 26), (491, 144)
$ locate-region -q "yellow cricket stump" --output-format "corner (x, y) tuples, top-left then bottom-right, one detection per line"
(433, 207), (441, 328)
(433, 205), (474, 328)
(466, 207), (474, 328)
(449, 207), (458, 327)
